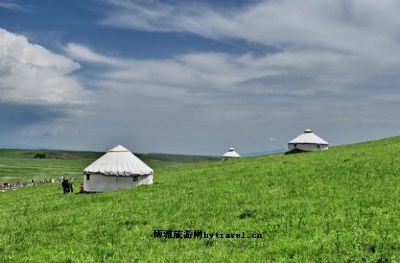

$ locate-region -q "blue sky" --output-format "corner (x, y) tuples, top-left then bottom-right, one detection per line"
(1, 0), (400, 155)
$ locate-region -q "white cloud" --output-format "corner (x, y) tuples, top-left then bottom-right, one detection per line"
(101, 0), (400, 60)
(0, 0), (25, 11)
(0, 28), (89, 106)
(64, 43), (123, 66)
(97, 0), (400, 105)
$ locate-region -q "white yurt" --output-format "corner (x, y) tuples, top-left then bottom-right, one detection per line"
(222, 147), (241, 160)
(288, 129), (329, 152)
(83, 145), (153, 192)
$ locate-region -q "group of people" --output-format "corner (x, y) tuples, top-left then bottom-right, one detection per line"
(1, 177), (86, 194)
(0, 178), (54, 192)
(61, 177), (85, 194)
(61, 177), (74, 193)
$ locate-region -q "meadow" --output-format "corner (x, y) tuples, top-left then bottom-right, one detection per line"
(0, 149), (217, 183)
(1, 137), (400, 262)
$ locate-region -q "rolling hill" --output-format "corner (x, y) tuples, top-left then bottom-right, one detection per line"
(1, 137), (400, 262)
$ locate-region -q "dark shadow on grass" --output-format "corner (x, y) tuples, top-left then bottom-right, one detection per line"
(238, 208), (257, 219)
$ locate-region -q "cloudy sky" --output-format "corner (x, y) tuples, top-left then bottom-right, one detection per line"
(1, 0), (400, 155)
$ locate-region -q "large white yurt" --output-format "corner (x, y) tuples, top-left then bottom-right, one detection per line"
(222, 147), (241, 160)
(83, 145), (153, 192)
(288, 129), (329, 152)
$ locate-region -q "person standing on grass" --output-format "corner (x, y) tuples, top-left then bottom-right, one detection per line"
(80, 183), (84, 193)
(66, 177), (70, 193)
(61, 177), (69, 194)
(69, 179), (74, 193)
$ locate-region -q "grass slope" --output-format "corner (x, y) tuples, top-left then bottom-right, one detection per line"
(1, 137), (400, 262)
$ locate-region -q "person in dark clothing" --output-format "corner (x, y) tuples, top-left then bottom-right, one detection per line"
(69, 180), (74, 193)
(61, 178), (69, 194)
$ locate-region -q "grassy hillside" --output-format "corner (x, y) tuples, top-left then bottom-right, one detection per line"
(0, 149), (103, 159)
(1, 137), (400, 262)
(0, 149), (217, 183)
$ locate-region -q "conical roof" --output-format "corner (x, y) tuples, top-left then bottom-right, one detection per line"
(84, 145), (153, 176)
(289, 129), (329, 145)
(108, 145), (130, 152)
(222, 147), (241, 158)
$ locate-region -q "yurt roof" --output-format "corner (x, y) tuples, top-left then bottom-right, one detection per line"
(222, 147), (241, 158)
(289, 129), (329, 145)
(83, 145), (153, 176)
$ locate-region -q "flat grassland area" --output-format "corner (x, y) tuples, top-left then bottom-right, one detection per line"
(1, 138), (400, 262)
(0, 149), (216, 183)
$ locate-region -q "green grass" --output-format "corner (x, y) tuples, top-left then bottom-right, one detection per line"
(1, 137), (400, 262)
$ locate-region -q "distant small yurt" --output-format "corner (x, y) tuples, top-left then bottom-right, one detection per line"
(83, 145), (153, 192)
(288, 129), (329, 152)
(222, 147), (241, 160)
